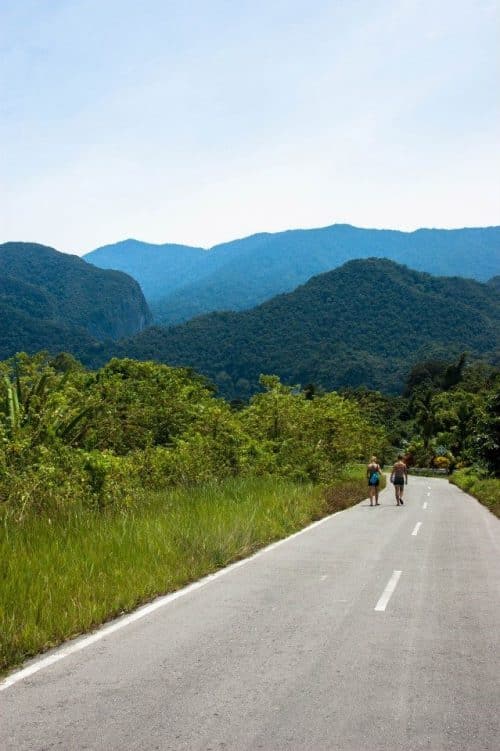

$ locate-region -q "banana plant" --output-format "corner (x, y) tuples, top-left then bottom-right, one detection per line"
(3, 376), (20, 434)
(1, 365), (98, 447)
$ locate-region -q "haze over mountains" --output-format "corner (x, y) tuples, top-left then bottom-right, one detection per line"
(0, 242), (152, 361)
(82, 259), (500, 398)
(84, 240), (206, 302)
(85, 224), (500, 325)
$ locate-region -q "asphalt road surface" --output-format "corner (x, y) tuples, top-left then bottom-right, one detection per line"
(1, 476), (499, 750)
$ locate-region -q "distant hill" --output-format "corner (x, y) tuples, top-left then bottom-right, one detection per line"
(81, 259), (500, 398)
(84, 225), (500, 325)
(0, 242), (152, 360)
(84, 239), (207, 301)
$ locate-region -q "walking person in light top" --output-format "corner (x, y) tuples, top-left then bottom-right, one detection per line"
(390, 455), (408, 505)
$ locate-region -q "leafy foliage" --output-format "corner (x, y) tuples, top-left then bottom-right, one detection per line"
(0, 354), (386, 516)
(239, 375), (386, 481)
(403, 355), (500, 473)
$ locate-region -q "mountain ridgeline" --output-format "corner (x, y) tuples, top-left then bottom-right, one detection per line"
(85, 225), (500, 325)
(0, 242), (152, 360)
(82, 259), (500, 398)
(83, 239), (207, 302)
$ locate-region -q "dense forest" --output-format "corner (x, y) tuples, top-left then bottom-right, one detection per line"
(2, 255), (498, 400)
(85, 225), (500, 324)
(345, 354), (499, 475)
(1, 350), (497, 517)
(81, 259), (500, 398)
(0, 242), (152, 360)
(0, 354), (386, 515)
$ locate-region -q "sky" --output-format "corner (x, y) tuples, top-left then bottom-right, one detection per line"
(1, 0), (499, 254)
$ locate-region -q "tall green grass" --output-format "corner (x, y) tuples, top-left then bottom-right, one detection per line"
(449, 469), (500, 518)
(1, 471), (367, 674)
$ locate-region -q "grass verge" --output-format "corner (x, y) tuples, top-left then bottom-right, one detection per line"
(1, 470), (368, 675)
(449, 469), (500, 519)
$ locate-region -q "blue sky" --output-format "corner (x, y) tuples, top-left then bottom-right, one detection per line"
(1, 0), (498, 253)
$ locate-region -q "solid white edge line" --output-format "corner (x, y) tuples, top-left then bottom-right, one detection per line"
(412, 522), (422, 536)
(1, 502), (353, 692)
(374, 570), (402, 612)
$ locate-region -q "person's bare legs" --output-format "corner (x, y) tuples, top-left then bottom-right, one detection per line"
(394, 483), (404, 504)
(369, 485), (381, 505)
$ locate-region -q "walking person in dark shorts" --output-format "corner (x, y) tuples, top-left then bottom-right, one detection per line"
(367, 456), (382, 506)
(390, 455), (408, 505)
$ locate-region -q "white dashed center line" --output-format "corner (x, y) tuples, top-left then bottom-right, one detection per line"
(375, 571), (402, 612)
(412, 522), (422, 536)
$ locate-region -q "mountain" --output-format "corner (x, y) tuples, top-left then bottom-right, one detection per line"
(84, 239), (207, 301)
(81, 259), (500, 398)
(84, 225), (500, 325)
(0, 242), (152, 360)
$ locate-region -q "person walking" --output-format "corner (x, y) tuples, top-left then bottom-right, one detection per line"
(367, 456), (382, 506)
(390, 455), (408, 505)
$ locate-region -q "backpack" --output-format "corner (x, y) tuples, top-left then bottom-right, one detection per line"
(369, 469), (380, 485)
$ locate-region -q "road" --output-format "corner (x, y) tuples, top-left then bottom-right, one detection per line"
(1, 476), (499, 750)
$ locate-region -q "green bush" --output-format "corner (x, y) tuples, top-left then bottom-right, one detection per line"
(0, 359), (388, 514)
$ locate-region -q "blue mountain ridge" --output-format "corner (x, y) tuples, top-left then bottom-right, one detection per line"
(84, 224), (500, 326)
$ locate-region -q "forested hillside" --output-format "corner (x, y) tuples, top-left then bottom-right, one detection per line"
(82, 259), (500, 398)
(85, 225), (500, 325)
(0, 243), (152, 359)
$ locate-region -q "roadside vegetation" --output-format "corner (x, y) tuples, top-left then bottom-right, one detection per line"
(1, 349), (497, 674)
(0, 354), (384, 674)
(449, 469), (500, 519)
(340, 353), (499, 520)
(2, 475), (368, 673)
(398, 356), (499, 517)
